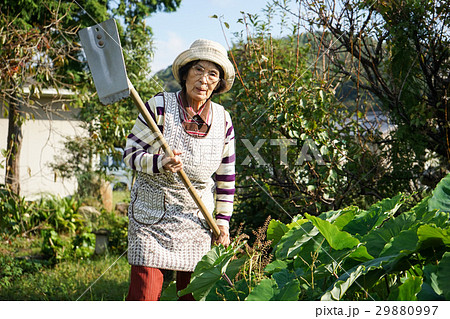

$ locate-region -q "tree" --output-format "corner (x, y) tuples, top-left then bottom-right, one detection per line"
(0, 0), (92, 195)
(0, 0), (181, 195)
(220, 6), (387, 234)
(278, 0), (450, 187)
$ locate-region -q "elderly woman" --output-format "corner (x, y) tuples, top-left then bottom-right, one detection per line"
(123, 39), (236, 301)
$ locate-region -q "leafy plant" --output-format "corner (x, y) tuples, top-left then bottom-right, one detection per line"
(0, 188), (35, 235)
(72, 232), (96, 259)
(40, 230), (71, 262)
(174, 174), (450, 300)
(95, 211), (128, 254)
(0, 255), (43, 289)
(0, 189), (84, 236)
(40, 228), (98, 263)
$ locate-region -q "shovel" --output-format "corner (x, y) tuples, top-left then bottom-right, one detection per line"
(78, 18), (221, 238)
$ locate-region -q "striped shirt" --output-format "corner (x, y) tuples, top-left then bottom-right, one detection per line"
(123, 92), (235, 227)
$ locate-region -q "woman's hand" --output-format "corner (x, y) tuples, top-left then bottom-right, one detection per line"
(214, 225), (231, 247)
(162, 149), (183, 173)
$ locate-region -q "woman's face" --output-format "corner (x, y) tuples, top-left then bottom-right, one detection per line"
(184, 60), (220, 109)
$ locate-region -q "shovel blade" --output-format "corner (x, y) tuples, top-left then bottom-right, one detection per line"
(79, 19), (130, 105)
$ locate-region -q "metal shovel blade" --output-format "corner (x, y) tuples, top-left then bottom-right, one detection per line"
(78, 19), (130, 105)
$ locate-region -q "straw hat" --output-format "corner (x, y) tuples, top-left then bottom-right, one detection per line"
(172, 39), (235, 93)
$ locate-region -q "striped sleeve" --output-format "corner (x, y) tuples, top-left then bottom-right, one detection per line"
(123, 95), (166, 174)
(215, 110), (236, 228)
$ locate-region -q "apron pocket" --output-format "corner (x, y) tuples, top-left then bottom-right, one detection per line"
(131, 187), (166, 225)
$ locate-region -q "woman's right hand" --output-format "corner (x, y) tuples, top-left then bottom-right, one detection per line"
(162, 149), (183, 173)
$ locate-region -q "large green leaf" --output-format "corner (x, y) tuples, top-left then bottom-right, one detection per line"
(267, 218), (304, 247)
(343, 194), (404, 236)
(245, 276), (301, 301)
(179, 244), (244, 300)
(417, 225), (450, 247)
(348, 245), (374, 262)
(159, 281), (178, 301)
(417, 282), (445, 301)
(246, 278), (278, 301)
(201, 256), (247, 301)
(417, 264), (445, 301)
(411, 196), (431, 220)
(379, 228), (419, 257)
(226, 257), (247, 280)
(423, 264), (442, 296)
(275, 221), (320, 259)
(363, 212), (417, 258)
(428, 174), (450, 213)
(265, 260), (288, 275)
(272, 279), (301, 301)
(437, 252), (450, 300)
(321, 255), (397, 301)
(306, 214), (359, 250)
(332, 206), (359, 230)
(180, 264), (222, 300)
(317, 208), (352, 223)
(272, 268), (296, 289)
(267, 219), (289, 247)
(388, 276), (423, 301)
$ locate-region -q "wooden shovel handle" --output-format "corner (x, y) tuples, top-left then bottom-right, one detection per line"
(129, 86), (221, 238)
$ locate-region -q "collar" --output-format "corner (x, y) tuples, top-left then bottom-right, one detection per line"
(177, 90), (211, 124)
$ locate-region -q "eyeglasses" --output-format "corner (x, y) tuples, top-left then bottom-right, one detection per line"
(191, 64), (220, 84)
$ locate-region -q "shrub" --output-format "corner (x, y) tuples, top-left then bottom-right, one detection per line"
(0, 190), (84, 236)
(95, 211), (128, 254)
(0, 255), (43, 289)
(174, 174), (450, 301)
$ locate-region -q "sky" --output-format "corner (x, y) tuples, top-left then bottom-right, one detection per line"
(146, 0), (297, 73)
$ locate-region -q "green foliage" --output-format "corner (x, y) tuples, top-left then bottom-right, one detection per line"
(221, 5), (410, 239)
(50, 136), (109, 200)
(299, 0), (450, 179)
(0, 189), (84, 236)
(113, 0), (181, 20)
(428, 174), (450, 214)
(0, 255), (43, 289)
(1, 0), (181, 195)
(369, 0), (450, 159)
(0, 188), (128, 263)
(38, 211), (127, 263)
(40, 229), (96, 263)
(40, 229), (71, 262)
(72, 232), (96, 259)
(95, 211), (128, 254)
(0, 254), (130, 300)
(179, 244), (246, 301)
(173, 174), (450, 301)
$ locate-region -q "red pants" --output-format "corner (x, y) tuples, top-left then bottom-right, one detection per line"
(126, 265), (195, 301)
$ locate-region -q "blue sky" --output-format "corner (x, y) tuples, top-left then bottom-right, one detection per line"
(146, 0), (297, 73)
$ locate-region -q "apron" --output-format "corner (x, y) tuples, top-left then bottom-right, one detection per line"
(127, 92), (226, 271)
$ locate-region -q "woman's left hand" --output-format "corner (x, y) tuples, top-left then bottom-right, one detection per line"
(214, 225), (230, 247)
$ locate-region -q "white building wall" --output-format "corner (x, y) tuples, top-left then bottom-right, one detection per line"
(0, 89), (88, 200)
(0, 117), (87, 200)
